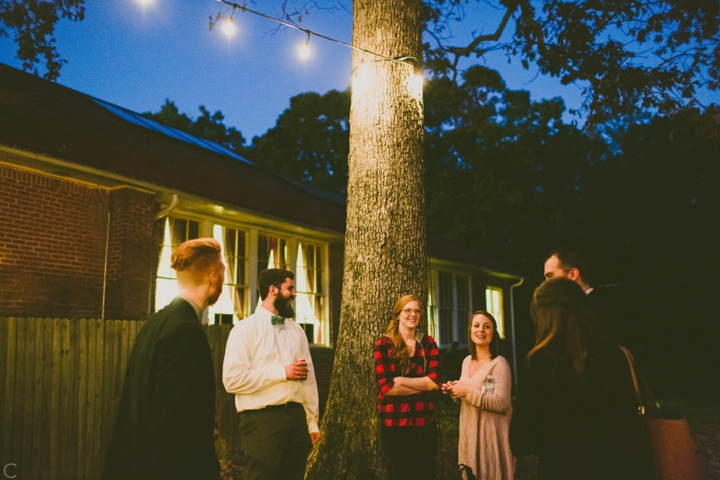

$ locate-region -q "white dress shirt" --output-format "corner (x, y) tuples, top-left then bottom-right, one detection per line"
(222, 306), (320, 434)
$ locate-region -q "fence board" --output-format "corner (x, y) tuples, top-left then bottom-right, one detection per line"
(49, 318), (62, 479)
(0, 317), (304, 479)
(0, 318), (7, 468)
(84, 318), (99, 480)
(59, 319), (73, 479)
(76, 319), (89, 480)
(2, 318), (17, 470)
(67, 320), (80, 480)
(31, 318), (45, 477)
(92, 319), (105, 477)
(21, 318), (36, 478)
(12, 318), (27, 476)
(39, 318), (54, 480)
(102, 320), (118, 467)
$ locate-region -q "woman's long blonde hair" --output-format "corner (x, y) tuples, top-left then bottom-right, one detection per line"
(385, 295), (422, 374)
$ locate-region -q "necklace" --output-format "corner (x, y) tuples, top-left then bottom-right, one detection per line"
(469, 355), (492, 377)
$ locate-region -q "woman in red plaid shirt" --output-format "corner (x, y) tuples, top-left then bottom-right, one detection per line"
(375, 295), (442, 480)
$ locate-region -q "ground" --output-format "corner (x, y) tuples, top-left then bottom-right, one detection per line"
(219, 396), (720, 479)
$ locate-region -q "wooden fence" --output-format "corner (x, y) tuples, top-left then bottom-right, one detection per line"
(0, 317), (334, 480)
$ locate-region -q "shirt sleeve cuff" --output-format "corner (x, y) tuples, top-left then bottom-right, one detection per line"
(272, 365), (286, 382)
(308, 422), (319, 434)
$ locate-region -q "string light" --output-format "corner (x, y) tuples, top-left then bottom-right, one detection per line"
(215, 0), (418, 68)
(221, 16), (237, 38)
(298, 32), (311, 60)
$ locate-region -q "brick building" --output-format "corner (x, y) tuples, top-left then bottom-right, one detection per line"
(0, 62), (523, 354)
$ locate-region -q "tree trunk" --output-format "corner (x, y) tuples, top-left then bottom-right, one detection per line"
(305, 0), (425, 478)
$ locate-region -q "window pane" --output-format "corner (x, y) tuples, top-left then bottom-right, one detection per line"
(155, 217), (198, 310)
(206, 225), (249, 323)
(485, 286), (505, 339)
(438, 271), (454, 344)
(258, 234), (289, 272)
(456, 276), (469, 344)
(295, 242), (324, 344)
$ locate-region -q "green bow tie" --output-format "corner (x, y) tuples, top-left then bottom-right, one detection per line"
(271, 315), (285, 326)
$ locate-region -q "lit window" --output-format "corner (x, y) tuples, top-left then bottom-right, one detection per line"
(258, 234), (289, 271)
(208, 224), (249, 324)
(485, 286), (505, 339)
(295, 242), (325, 344)
(155, 218), (199, 311)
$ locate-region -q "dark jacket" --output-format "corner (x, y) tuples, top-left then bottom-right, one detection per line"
(510, 340), (651, 480)
(104, 298), (219, 480)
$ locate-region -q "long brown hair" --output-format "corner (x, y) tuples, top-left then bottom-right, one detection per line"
(468, 311), (500, 360)
(385, 295), (422, 374)
(527, 278), (594, 377)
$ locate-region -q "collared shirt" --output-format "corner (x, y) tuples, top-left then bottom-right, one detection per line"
(177, 295), (204, 322)
(222, 306), (320, 433)
(375, 335), (441, 427)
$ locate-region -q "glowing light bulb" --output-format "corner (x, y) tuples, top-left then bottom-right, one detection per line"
(298, 41), (311, 60)
(221, 17), (237, 38)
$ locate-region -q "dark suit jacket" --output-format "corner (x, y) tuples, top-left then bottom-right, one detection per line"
(587, 288), (634, 348)
(104, 298), (220, 480)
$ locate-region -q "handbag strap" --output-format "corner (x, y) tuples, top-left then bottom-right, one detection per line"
(620, 346), (659, 415)
(620, 346), (644, 414)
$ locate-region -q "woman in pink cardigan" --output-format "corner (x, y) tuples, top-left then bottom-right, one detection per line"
(442, 311), (514, 480)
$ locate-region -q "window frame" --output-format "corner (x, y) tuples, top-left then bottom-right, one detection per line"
(428, 268), (473, 347)
(153, 215), (331, 345)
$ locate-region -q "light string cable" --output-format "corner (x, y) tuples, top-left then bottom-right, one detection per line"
(215, 0), (419, 68)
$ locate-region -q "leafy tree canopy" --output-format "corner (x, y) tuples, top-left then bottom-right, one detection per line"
(423, 0), (720, 123)
(6, 0), (718, 123)
(0, 0), (84, 81)
(141, 99), (246, 154)
(245, 89), (350, 195)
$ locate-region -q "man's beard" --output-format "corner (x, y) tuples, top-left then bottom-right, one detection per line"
(207, 282), (222, 307)
(274, 292), (295, 318)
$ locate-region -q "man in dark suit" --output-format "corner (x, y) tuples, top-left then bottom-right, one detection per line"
(543, 248), (625, 345)
(104, 238), (224, 480)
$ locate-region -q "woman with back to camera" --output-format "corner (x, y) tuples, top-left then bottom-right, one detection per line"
(510, 277), (651, 479)
(374, 294), (441, 480)
(442, 311), (514, 480)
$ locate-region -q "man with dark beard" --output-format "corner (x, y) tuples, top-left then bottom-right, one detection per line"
(104, 238), (224, 480)
(222, 268), (320, 480)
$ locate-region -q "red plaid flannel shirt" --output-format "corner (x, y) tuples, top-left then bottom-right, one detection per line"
(375, 335), (441, 427)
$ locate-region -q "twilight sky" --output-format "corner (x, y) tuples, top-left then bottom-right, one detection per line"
(0, 0), (593, 140)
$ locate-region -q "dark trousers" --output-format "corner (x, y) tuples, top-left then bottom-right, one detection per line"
(382, 424), (438, 480)
(238, 403), (312, 480)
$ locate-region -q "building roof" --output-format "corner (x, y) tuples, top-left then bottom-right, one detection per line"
(0, 62), (522, 278)
(0, 63), (346, 232)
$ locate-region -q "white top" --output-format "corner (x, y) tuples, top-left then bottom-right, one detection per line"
(222, 306), (320, 434)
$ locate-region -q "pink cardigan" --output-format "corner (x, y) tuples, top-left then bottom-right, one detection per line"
(457, 355), (515, 480)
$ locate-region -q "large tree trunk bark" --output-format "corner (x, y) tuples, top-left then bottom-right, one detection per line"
(305, 0), (425, 478)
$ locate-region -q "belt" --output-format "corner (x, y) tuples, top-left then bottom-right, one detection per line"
(264, 402), (301, 410)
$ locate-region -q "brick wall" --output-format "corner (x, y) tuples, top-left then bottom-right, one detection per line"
(0, 164), (158, 319)
(104, 187), (160, 319)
